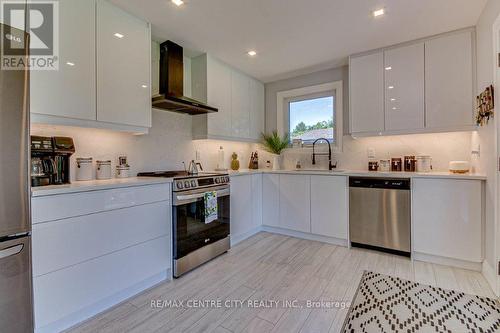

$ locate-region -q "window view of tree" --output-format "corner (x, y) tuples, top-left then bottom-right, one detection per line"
(289, 96), (335, 143)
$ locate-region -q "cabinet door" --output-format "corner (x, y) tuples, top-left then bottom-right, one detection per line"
(30, 0), (96, 120)
(425, 31), (474, 129)
(279, 174), (311, 233)
(350, 52), (385, 134)
(384, 44), (425, 131)
(207, 56), (232, 137)
(310, 176), (347, 239)
(231, 70), (251, 138)
(97, 0), (151, 128)
(230, 175), (253, 239)
(262, 174), (280, 227)
(249, 79), (265, 140)
(251, 174), (263, 227)
(413, 178), (482, 262)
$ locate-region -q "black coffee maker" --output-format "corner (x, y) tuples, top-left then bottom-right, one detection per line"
(31, 136), (75, 187)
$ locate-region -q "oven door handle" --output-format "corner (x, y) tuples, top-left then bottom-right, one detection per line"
(174, 188), (230, 205)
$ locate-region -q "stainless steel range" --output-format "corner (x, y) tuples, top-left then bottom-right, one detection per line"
(138, 171), (230, 277)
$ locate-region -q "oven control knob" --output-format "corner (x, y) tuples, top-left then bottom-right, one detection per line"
(184, 180), (190, 188)
(226, 176), (230, 182)
(176, 182), (183, 189)
(215, 178), (220, 184)
(191, 180), (196, 187)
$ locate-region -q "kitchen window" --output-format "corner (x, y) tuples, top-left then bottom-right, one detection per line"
(288, 93), (335, 144)
(277, 81), (343, 150)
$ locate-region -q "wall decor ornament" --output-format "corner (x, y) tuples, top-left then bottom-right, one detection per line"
(476, 85), (494, 126)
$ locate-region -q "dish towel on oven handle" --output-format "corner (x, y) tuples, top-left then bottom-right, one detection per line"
(204, 191), (218, 224)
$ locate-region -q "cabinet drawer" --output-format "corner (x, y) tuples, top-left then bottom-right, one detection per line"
(33, 236), (170, 329)
(32, 201), (170, 277)
(32, 184), (170, 223)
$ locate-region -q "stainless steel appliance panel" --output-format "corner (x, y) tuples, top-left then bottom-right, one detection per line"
(0, 24), (30, 237)
(349, 181), (411, 253)
(0, 236), (33, 333)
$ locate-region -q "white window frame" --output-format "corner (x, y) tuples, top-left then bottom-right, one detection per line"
(277, 81), (343, 151)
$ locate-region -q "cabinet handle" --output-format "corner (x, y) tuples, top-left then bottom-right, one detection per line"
(0, 244), (24, 259)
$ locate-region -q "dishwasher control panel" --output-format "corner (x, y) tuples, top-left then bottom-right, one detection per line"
(349, 177), (410, 190)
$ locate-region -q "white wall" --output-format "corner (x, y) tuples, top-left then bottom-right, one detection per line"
(276, 132), (474, 172)
(31, 110), (257, 180)
(476, 0), (500, 274)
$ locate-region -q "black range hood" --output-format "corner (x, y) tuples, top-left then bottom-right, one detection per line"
(152, 40), (218, 115)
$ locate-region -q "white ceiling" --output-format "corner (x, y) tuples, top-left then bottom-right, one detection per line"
(110, 0), (488, 83)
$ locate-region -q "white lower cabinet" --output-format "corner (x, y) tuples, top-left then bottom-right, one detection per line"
(310, 175), (348, 239)
(279, 174), (311, 233)
(230, 174), (262, 243)
(262, 174), (280, 228)
(412, 178), (482, 263)
(31, 183), (171, 333)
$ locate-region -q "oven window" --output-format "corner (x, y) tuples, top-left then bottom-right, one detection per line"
(173, 194), (230, 259)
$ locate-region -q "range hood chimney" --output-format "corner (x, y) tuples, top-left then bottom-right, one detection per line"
(152, 40), (218, 115)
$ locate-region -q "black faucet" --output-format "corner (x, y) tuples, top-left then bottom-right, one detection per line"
(312, 138), (337, 170)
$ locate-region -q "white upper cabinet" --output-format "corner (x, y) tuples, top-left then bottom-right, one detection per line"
(349, 28), (475, 136)
(97, 0), (151, 128)
(231, 70), (251, 138)
(349, 52), (385, 134)
(30, 0), (96, 120)
(192, 55), (265, 142)
(384, 43), (425, 131)
(250, 79), (265, 140)
(206, 55), (232, 137)
(425, 31), (474, 129)
(279, 174), (311, 233)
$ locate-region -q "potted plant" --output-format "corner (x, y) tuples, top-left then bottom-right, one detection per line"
(261, 131), (289, 170)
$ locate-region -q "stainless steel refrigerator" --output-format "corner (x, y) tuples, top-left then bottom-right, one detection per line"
(0, 23), (33, 333)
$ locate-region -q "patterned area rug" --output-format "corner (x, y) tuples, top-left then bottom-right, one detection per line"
(342, 271), (500, 333)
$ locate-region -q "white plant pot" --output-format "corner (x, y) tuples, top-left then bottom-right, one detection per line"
(272, 154), (281, 170)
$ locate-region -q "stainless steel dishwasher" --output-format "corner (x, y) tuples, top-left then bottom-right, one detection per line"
(349, 177), (411, 256)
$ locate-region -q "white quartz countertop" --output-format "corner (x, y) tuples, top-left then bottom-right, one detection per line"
(31, 177), (173, 197)
(227, 169), (487, 180)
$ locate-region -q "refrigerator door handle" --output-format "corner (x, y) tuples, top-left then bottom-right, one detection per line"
(0, 244), (24, 259)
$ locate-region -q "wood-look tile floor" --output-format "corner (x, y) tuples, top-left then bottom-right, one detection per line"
(66, 232), (496, 333)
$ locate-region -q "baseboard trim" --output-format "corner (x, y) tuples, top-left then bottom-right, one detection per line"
(261, 226), (348, 247)
(230, 227), (262, 246)
(35, 269), (171, 333)
(413, 252), (481, 271)
(482, 261), (498, 296)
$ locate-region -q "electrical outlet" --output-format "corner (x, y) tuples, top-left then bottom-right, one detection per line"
(367, 148), (376, 159)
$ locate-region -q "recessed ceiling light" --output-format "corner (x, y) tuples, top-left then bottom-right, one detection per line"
(66, 62), (75, 66)
(114, 33), (124, 39)
(247, 50), (257, 56)
(385, 66), (392, 70)
(373, 8), (385, 17)
(392, 107), (397, 110)
(172, 0), (184, 6)
(141, 85), (148, 88)
(388, 86), (394, 89)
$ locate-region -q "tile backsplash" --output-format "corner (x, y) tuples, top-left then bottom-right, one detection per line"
(31, 110), (477, 180)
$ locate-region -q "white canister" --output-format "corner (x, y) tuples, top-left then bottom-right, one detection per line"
(96, 160), (112, 180)
(116, 165), (130, 178)
(379, 159), (391, 172)
(416, 155), (432, 172)
(76, 157), (93, 181)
